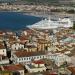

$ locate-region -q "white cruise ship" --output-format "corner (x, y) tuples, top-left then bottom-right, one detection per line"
(27, 17), (73, 29)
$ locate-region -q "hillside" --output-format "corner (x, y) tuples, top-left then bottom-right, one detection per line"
(18, 0), (75, 6)
(0, 0), (75, 6)
(18, 0), (59, 5)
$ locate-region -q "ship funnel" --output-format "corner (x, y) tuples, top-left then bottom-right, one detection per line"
(48, 16), (51, 22)
(59, 18), (61, 21)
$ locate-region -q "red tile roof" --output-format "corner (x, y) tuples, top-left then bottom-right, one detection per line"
(33, 60), (45, 64)
(8, 36), (16, 42)
(3, 64), (24, 71)
(68, 67), (75, 74)
(44, 71), (58, 75)
(15, 51), (45, 57)
(0, 31), (5, 35)
(19, 36), (29, 41)
(0, 44), (5, 49)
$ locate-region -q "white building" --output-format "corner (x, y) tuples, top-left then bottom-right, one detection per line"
(0, 55), (9, 65)
(11, 42), (24, 50)
(70, 56), (75, 65)
(46, 53), (71, 66)
(25, 60), (46, 73)
(0, 44), (7, 56)
(12, 51), (46, 64)
(3, 64), (24, 75)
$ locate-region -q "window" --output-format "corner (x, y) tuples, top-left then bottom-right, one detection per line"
(43, 56), (44, 58)
(33, 57), (35, 59)
(21, 72), (23, 75)
(3, 50), (4, 52)
(24, 58), (26, 60)
(40, 56), (41, 58)
(26, 57), (28, 60)
(37, 56), (39, 59)
(19, 58), (21, 61)
(29, 57), (30, 60)
(22, 58), (23, 60)
(15, 47), (16, 50)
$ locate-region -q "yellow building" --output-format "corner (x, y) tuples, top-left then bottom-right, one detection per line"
(0, 71), (12, 75)
(37, 39), (51, 51)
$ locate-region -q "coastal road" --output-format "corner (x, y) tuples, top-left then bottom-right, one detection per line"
(24, 11), (75, 22)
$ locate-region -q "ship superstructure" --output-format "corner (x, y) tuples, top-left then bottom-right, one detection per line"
(27, 17), (73, 29)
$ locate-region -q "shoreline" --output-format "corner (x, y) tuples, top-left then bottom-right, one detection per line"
(23, 12), (75, 22)
(0, 11), (75, 22)
(0, 11), (74, 32)
(0, 11), (75, 19)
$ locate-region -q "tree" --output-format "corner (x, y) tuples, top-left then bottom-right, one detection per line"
(73, 22), (75, 29)
(67, 9), (75, 14)
(59, 61), (68, 70)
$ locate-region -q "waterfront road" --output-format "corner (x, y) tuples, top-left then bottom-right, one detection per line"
(24, 12), (75, 22)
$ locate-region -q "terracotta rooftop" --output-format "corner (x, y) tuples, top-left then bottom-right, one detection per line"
(15, 51), (45, 57)
(33, 60), (45, 64)
(3, 64), (24, 71)
(0, 44), (5, 49)
(19, 35), (29, 41)
(68, 67), (75, 74)
(43, 71), (58, 75)
(8, 36), (16, 42)
(0, 31), (5, 35)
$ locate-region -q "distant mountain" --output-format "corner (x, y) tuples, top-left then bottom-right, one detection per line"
(0, 0), (75, 6)
(14, 0), (59, 5)
(17, 0), (75, 5)
(21, 0), (58, 3)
